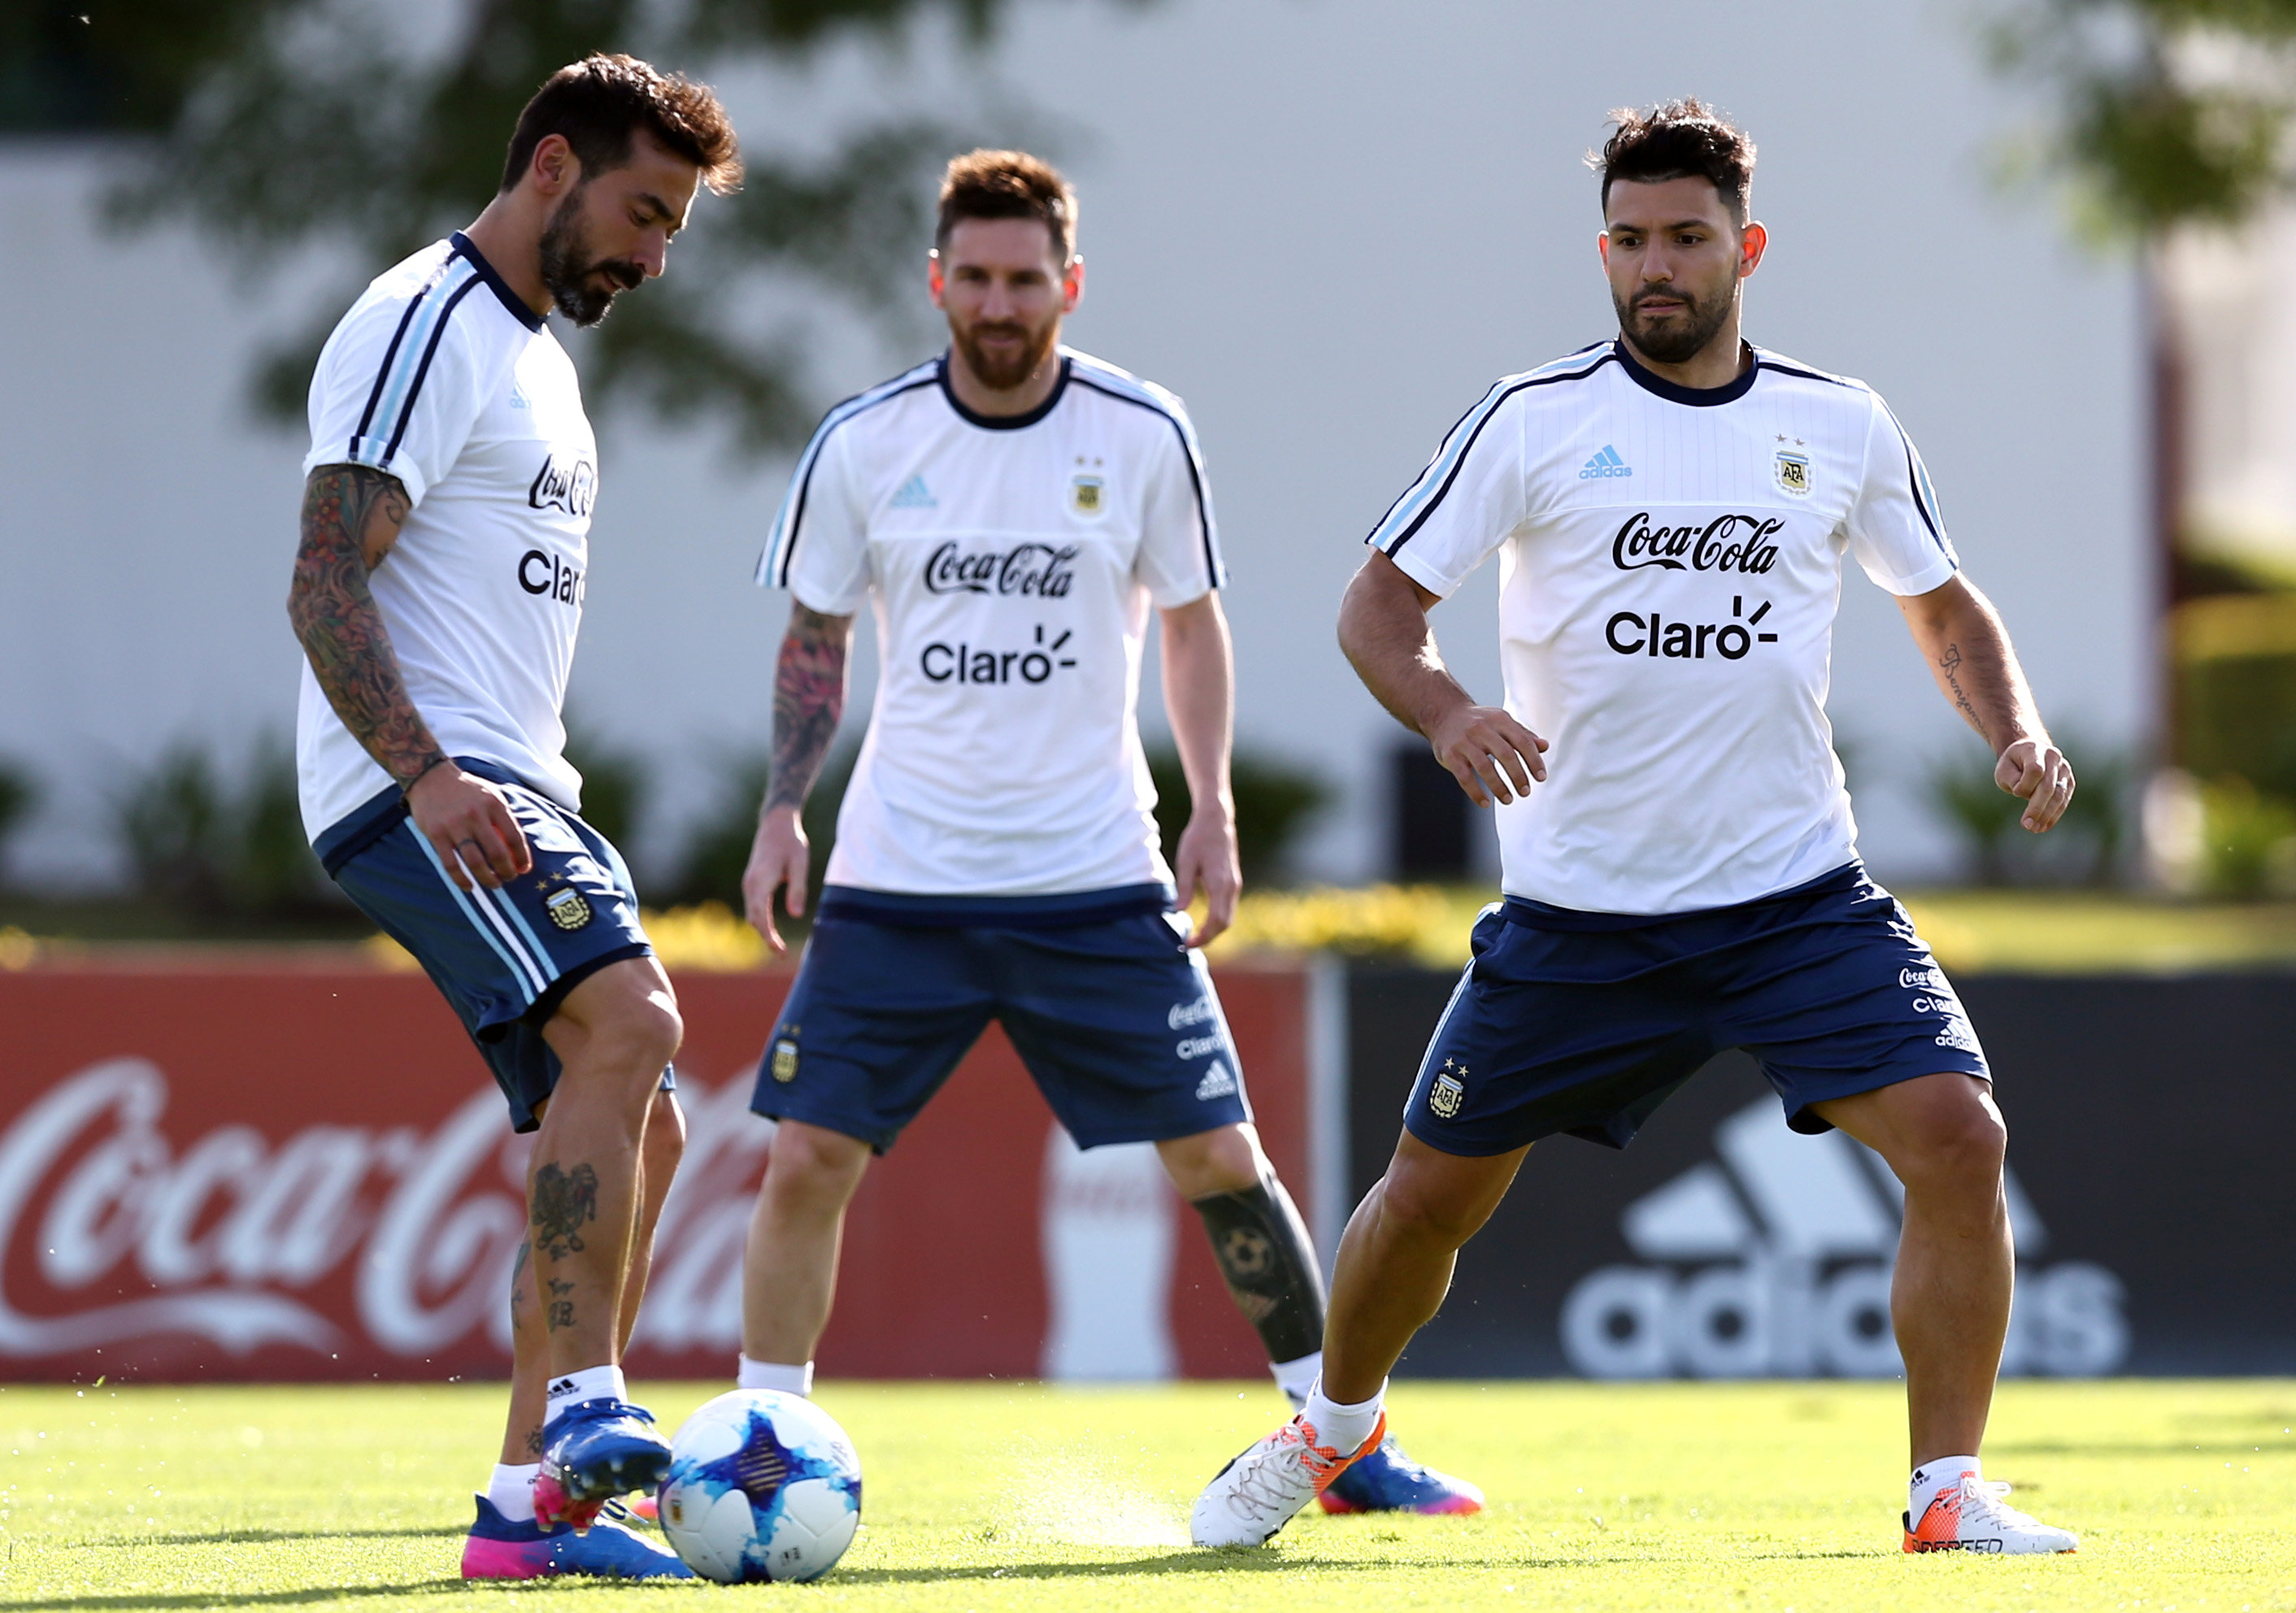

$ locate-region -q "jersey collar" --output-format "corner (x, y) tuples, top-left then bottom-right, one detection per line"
(1611, 337), (1759, 407)
(450, 232), (547, 333)
(937, 351), (1072, 430)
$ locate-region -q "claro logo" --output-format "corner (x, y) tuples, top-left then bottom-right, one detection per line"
(519, 550), (583, 607)
(1612, 511), (1782, 575)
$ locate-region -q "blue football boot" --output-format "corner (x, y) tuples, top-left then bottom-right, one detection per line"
(535, 1398), (675, 1531)
(460, 1494), (692, 1580)
(1317, 1429), (1486, 1515)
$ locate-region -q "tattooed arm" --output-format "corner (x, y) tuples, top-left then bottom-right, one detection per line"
(288, 463), (532, 889)
(741, 602), (856, 950)
(1897, 573), (2075, 833)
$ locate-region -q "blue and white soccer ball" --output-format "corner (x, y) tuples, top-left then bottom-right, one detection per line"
(657, 1389), (863, 1583)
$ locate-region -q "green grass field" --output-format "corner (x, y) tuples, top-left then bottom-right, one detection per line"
(4, 1380), (2292, 1611)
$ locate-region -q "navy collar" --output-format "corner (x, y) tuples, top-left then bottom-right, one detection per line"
(937, 352), (1071, 430)
(450, 231), (546, 333)
(1611, 337), (1759, 407)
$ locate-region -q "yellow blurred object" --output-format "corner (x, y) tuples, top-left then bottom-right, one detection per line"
(639, 902), (770, 972)
(1203, 884), (1496, 966)
(362, 931), (420, 971)
(0, 926), (37, 971)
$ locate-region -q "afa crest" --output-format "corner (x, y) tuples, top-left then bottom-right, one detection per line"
(1428, 1058), (1468, 1120)
(1773, 450), (1812, 498)
(771, 1037), (801, 1084)
(543, 886), (592, 932)
(1068, 474), (1106, 518)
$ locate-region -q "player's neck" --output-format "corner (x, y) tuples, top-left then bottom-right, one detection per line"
(1617, 326), (1752, 393)
(461, 198), (554, 320)
(942, 340), (1065, 419)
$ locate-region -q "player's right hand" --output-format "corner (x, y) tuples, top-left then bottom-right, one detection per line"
(743, 806), (811, 954)
(407, 763), (532, 891)
(1428, 702), (1549, 806)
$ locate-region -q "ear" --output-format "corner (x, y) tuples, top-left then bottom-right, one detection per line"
(1596, 228), (1611, 271)
(1738, 220), (1768, 279)
(927, 249), (946, 310)
(524, 133), (585, 202)
(1060, 255), (1085, 314)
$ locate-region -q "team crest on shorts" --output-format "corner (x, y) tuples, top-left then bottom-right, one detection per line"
(1429, 1059), (1467, 1120)
(543, 886), (592, 932)
(1773, 449), (1812, 498)
(771, 1037), (801, 1084)
(1068, 474), (1106, 518)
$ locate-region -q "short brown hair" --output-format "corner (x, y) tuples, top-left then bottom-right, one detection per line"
(1592, 98), (1755, 220)
(500, 54), (743, 197)
(936, 149), (1076, 263)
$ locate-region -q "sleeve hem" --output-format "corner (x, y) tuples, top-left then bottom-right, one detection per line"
(1387, 544), (1462, 602)
(788, 579), (866, 617)
(302, 449), (429, 510)
(1871, 554), (1959, 598)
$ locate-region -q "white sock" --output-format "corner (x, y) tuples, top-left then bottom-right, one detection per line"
(1302, 1375), (1385, 1456)
(1910, 1454), (1982, 1521)
(737, 1356), (814, 1396)
(542, 1363), (627, 1427)
(488, 1462), (540, 1524)
(1272, 1350), (1322, 1411)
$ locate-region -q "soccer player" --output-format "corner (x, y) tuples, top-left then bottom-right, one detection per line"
(731, 150), (1478, 1517)
(285, 56), (740, 1580)
(1193, 101), (2082, 1554)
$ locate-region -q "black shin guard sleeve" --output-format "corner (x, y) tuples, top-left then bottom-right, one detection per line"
(1189, 1172), (1327, 1364)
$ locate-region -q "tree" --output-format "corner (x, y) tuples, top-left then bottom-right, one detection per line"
(3, 0), (1121, 451)
(1989, 0), (2296, 239)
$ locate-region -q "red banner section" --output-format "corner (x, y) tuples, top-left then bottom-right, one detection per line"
(0, 963), (1311, 1384)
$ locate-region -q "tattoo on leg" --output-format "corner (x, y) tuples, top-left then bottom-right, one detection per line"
(531, 1163), (599, 1259)
(546, 1278), (575, 1333)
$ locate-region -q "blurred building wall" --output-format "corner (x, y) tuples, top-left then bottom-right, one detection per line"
(0, 0), (2147, 891)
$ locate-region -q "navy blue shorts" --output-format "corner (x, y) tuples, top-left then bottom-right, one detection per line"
(319, 759), (664, 1134)
(752, 885), (1252, 1153)
(1404, 862), (1988, 1156)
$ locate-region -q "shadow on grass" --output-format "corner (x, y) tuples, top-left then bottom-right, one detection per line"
(77, 1528), (464, 1549)
(2, 1582), (467, 1611)
(833, 1550), (1615, 1585)
(1990, 1441), (2294, 1459)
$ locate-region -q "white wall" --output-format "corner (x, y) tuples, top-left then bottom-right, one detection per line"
(0, 0), (2147, 891)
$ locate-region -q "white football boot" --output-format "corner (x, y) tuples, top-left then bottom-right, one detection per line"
(1191, 1411), (1385, 1547)
(1903, 1476), (2079, 1554)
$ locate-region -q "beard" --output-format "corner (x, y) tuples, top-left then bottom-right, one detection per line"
(949, 310), (1062, 392)
(538, 188), (644, 328)
(1615, 278), (1737, 365)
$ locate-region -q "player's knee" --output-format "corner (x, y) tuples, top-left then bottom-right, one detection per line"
(1898, 1094), (2007, 1189)
(644, 1089), (687, 1175)
(764, 1124), (869, 1211)
(1374, 1169), (1483, 1250)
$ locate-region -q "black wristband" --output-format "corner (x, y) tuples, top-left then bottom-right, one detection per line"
(398, 753), (450, 796)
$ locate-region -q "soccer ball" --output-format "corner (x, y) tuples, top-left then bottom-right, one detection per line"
(656, 1389), (863, 1583)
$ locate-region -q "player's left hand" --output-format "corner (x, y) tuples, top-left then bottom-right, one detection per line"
(1996, 736), (2075, 833)
(1174, 811), (1241, 948)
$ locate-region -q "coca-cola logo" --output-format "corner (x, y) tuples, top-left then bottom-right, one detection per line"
(528, 452), (597, 518)
(924, 541), (1077, 598)
(0, 1059), (769, 1366)
(1611, 512), (1782, 575)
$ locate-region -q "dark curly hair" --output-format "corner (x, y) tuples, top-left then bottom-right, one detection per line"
(500, 54), (742, 197)
(1592, 98), (1755, 220)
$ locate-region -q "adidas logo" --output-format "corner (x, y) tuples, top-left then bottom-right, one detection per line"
(1194, 1060), (1238, 1102)
(1578, 444), (1633, 480)
(1559, 1097), (2127, 1381)
(890, 473), (937, 509)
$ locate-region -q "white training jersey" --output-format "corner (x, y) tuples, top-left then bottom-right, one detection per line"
(758, 348), (1225, 896)
(1370, 339), (1959, 915)
(297, 233), (597, 841)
